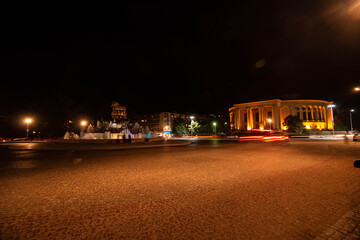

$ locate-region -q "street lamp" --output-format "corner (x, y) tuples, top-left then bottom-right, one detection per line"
(190, 116), (194, 136)
(24, 118), (32, 139)
(350, 109), (355, 131)
(213, 122), (217, 135)
(80, 120), (87, 138)
(327, 104), (336, 137)
(355, 87), (360, 92)
(267, 119), (272, 130)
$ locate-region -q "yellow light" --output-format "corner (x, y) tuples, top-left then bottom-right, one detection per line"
(283, 126), (287, 130)
(25, 118), (32, 123)
(306, 125), (311, 129)
(355, 87), (360, 91)
(267, 119), (272, 123)
(347, 1), (360, 20)
(81, 121), (87, 126)
(247, 126), (252, 130)
(259, 127), (264, 130)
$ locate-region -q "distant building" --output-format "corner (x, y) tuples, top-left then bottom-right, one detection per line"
(140, 112), (186, 136)
(139, 112), (225, 136)
(111, 101), (127, 122)
(229, 99), (334, 132)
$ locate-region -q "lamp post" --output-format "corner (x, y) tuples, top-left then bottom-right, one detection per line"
(328, 104), (336, 137)
(213, 122), (217, 135)
(80, 120), (87, 138)
(350, 109), (355, 131)
(190, 116), (194, 136)
(25, 118), (32, 139)
(267, 119), (272, 130)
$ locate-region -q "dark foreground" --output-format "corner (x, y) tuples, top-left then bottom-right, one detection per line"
(0, 140), (359, 239)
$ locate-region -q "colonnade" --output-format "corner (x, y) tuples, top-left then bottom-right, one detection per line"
(291, 106), (327, 122)
(230, 100), (333, 132)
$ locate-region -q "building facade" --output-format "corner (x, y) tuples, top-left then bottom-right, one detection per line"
(111, 101), (127, 122)
(229, 99), (334, 132)
(140, 112), (186, 135)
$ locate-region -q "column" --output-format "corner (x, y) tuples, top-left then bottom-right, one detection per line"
(326, 107), (333, 129)
(319, 108), (323, 121)
(259, 107), (264, 129)
(250, 108), (254, 129)
(273, 103), (280, 131)
(247, 108), (251, 130)
(233, 110), (236, 129)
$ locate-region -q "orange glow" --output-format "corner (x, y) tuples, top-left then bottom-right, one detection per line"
(262, 136), (289, 142)
(238, 136), (263, 141)
(348, 0), (360, 20)
(239, 135), (289, 142)
(251, 129), (273, 132)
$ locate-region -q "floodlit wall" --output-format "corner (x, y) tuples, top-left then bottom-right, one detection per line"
(229, 99), (333, 131)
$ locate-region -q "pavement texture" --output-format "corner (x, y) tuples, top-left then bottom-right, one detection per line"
(0, 140), (360, 239)
(315, 204), (360, 240)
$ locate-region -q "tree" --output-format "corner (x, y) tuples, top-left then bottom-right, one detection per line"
(174, 124), (187, 136)
(283, 115), (304, 133)
(334, 108), (349, 131)
(188, 121), (201, 135)
(172, 118), (187, 136)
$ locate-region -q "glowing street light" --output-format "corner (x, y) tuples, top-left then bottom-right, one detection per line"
(80, 120), (87, 138)
(190, 116), (194, 136)
(327, 104), (336, 137)
(267, 119), (272, 130)
(350, 109), (355, 131)
(213, 122), (217, 135)
(24, 118), (32, 139)
(355, 87), (360, 92)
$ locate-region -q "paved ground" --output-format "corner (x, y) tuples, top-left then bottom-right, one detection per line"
(0, 139), (359, 239)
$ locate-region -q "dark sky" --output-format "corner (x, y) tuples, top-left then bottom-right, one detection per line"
(1, 0), (360, 136)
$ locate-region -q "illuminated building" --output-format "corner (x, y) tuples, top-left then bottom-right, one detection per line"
(111, 101), (127, 122)
(229, 99), (334, 132)
(140, 112), (186, 136)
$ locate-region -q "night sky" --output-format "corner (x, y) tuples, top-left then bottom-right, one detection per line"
(1, 1), (360, 136)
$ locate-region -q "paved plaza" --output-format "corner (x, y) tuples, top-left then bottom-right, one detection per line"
(0, 139), (359, 239)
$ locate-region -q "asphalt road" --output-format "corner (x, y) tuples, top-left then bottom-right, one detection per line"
(0, 139), (359, 239)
